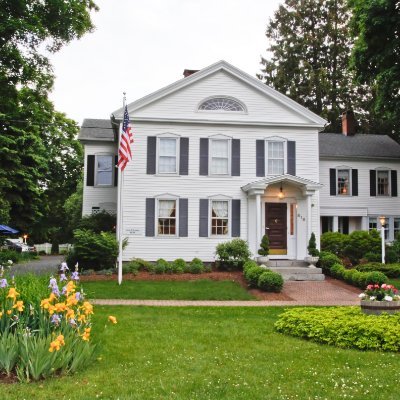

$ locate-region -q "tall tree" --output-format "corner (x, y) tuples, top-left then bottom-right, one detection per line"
(258, 0), (371, 132)
(0, 1), (97, 233)
(349, 0), (400, 138)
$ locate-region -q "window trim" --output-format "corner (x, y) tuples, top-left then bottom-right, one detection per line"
(265, 137), (287, 176)
(155, 194), (179, 237)
(208, 196), (231, 237)
(209, 136), (232, 176)
(94, 153), (114, 187)
(376, 168), (391, 197)
(156, 134), (180, 175)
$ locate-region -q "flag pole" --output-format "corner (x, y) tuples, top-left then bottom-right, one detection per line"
(117, 93), (126, 285)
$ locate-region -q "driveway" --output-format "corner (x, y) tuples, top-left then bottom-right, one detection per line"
(11, 255), (64, 276)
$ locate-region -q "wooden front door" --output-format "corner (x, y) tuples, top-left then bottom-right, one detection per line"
(265, 203), (287, 254)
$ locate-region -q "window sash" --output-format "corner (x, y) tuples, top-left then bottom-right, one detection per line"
(211, 200), (229, 235)
(337, 169), (350, 195)
(158, 138), (177, 173)
(210, 140), (229, 174)
(377, 170), (390, 196)
(369, 217), (377, 231)
(96, 155), (113, 185)
(158, 200), (176, 235)
(394, 218), (400, 239)
(267, 141), (284, 175)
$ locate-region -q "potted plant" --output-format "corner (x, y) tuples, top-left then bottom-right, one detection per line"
(359, 283), (400, 315)
(257, 234), (270, 264)
(305, 232), (320, 267)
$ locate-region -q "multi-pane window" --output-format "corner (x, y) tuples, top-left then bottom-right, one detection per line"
(337, 169), (350, 195)
(158, 200), (176, 235)
(210, 139), (229, 175)
(369, 217), (377, 231)
(211, 200), (229, 235)
(199, 97), (244, 112)
(158, 138), (177, 173)
(377, 170), (390, 196)
(267, 141), (284, 175)
(394, 218), (400, 240)
(384, 219), (390, 240)
(96, 155), (113, 185)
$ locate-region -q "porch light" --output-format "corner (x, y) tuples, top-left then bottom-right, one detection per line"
(278, 184), (284, 199)
(379, 216), (386, 226)
(23, 234), (28, 244)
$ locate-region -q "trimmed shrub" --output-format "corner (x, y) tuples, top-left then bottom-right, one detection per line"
(320, 232), (349, 256)
(66, 229), (118, 271)
(257, 271), (283, 292)
(362, 271), (388, 286)
(343, 230), (381, 264)
(172, 258), (186, 274)
(275, 307), (400, 352)
(77, 210), (116, 233)
(215, 239), (251, 270)
(154, 259), (169, 274)
(385, 247), (398, 264)
(318, 251), (341, 274)
(307, 232), (319, 257)
(188, 258), (205, 274)
(364, 251), (382, 263)
(125, 260), (140, 275)
(258, 234), (269, 256)
(243, 260), (258, 274)
(356, 263), (400, 278)
(244, 265), (265, 287)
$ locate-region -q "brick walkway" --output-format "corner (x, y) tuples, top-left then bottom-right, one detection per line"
(92, 278), (361, 307)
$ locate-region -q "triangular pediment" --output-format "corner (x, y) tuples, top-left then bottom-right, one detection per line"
(112, 60), (326, 128)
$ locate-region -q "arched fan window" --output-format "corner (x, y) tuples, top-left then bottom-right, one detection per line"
(199, 97), (245, 112)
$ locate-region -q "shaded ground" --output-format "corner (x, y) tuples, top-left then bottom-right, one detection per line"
(11, 255), (64, 275)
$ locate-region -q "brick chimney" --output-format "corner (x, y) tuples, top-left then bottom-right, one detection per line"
(183, 69), (199, 78)
(342, 110), (356, 136)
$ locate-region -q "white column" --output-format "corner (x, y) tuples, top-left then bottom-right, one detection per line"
(306, 193), (312, 240)
(256, 193), (261, 251)
(333, 216), (339, 232)
(361, 216), (368, 231)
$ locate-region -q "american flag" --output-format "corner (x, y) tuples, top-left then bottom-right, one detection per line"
(117, 105), (134, 171)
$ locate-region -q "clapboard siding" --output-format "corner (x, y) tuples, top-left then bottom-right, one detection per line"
(82, 143), (118, 216)
(134, 71), (311, 124)
(319, 159), (400, 216)
(116, 122), (320, 261)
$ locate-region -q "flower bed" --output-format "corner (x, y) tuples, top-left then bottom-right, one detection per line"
(0, 262), (116, 382)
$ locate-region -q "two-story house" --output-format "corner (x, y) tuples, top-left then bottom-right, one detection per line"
(78, 60), (400, 262)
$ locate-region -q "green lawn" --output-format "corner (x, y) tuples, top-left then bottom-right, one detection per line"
(388, 278), (400, 288)
(1, 307), (400, 400)
(81, 279), (256, 300)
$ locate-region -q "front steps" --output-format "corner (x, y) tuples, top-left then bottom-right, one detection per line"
(260, 259), (325, 281)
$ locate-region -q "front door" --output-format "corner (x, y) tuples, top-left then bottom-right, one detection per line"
(265, 203), (287, 255)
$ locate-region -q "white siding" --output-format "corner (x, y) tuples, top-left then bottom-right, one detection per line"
(82, 143), (118, 216)
(134, 71), (313, 125)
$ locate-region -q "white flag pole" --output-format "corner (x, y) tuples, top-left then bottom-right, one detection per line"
(117, 93), (126, 285)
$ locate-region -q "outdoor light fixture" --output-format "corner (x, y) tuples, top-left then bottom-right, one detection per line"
(278, 184), (284, 199)
(23, 234), (28, 244)
(379, 216), (386, 264)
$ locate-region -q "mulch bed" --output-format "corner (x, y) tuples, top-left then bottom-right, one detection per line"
(80, 271), (293, 301)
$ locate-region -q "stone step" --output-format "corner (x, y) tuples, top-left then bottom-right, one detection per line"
(266, 259), (309, 268)
(259, 264), (325, 281)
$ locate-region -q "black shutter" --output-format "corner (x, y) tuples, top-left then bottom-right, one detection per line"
(199, 199), (208, 237)
(87, 155), (95, 186)
(232, 199), (241, 237)
(370, 170), (376, 196)
(145, 198), (155, 237)
(179, 138), (189, 175)
(114, 155), (118, 186)
(147, 136), (157, 174)
(256, 140), (265, 177)
(352, 169), (358, 196)
(391, 170), (398, 197)
(179, 198), (188, 237)
(329, 169), (336, 195)
(231, 139), (240, 176)
(199, 138), (209, 176)
(287, 141), (296, 175)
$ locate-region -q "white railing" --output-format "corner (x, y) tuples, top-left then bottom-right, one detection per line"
(34, 243), (72, 255)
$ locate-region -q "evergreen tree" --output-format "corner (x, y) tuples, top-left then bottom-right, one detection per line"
(258, 0), (373, 133)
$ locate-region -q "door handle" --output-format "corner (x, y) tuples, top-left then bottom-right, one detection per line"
(265, 227), (270, 230)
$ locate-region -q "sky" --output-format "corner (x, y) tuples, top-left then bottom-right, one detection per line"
(48, 0), (283, 125)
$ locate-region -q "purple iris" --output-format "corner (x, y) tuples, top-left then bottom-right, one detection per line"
(0, 279), (8, 288)
(69, 318), (77, 327)
(51, 314), (61, 325)
(49, 277), (57, 288)
(60, 273), (67, 282)
(75, 291), (81, 301)
(60, 262), (69, 272)
(71, 271), (80, 281)
(51, 285), (60, 297)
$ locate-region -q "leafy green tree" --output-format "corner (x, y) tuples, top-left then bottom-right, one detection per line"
(258, 0), (373, 133)
(349, 0), (400, 137)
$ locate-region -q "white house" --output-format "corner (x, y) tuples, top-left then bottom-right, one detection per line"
(78, 60), (400, 262)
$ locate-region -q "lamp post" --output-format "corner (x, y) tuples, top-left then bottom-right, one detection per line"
(379, 216), (386, 264)
(23, 234), (28, 245)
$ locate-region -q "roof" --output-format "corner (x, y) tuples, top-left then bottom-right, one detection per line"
(319, 133), (400, 159)
(78, 119), (115, 142)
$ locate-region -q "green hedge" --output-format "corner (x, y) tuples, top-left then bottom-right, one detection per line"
(356, 263), (400, 278)
(275, 307), (400, 352)
(243, 261), (283, 292)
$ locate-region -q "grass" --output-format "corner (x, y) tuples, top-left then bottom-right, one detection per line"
(81, 279), (256, 300)
(388, 278), (400, 288)
(1, 306), (400, 400)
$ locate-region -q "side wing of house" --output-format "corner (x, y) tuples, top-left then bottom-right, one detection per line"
(108, 61), (326, 262)
(79, 119), (118, 216)
(319, 133), (400, 240)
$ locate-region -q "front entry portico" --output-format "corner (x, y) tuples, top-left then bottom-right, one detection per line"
(242, 175), (322, 260)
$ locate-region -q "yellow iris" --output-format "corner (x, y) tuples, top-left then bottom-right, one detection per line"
(7, 288), (19, 301)
(108, 315), (117, 324)
(48, 334), (65, 352)
(82, 301), (93, 315)
(12, 300), (24, 312)
(81, 327), (91, 341)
